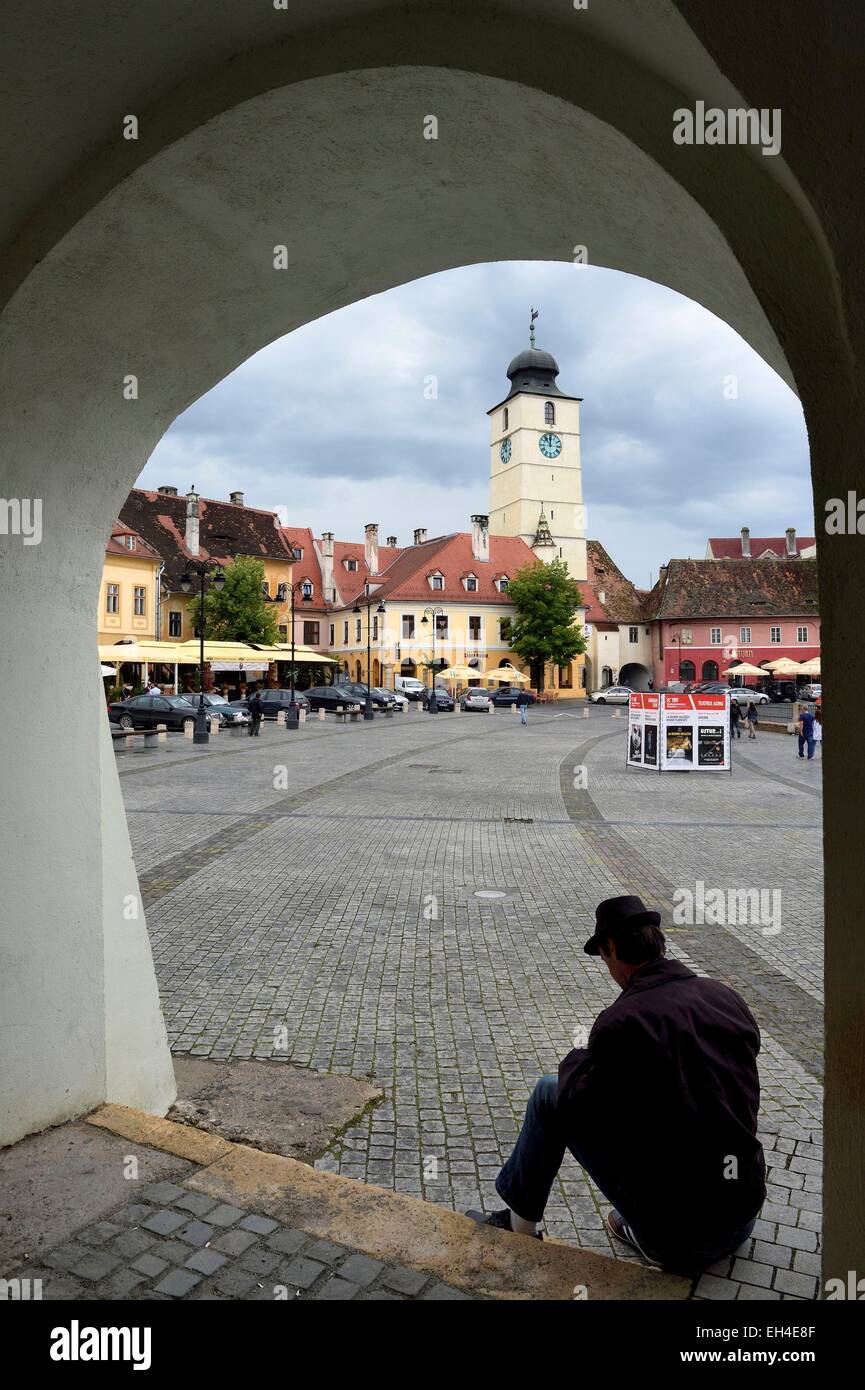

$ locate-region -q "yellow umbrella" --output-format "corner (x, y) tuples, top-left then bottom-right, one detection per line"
(438, 664), (480, 681)
(797, 656), (821, 676)
(764, 657), (807, 675)
(722, 662), (770, 678)
(489, 664), (530, 683)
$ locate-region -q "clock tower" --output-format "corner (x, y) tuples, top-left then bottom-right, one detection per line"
(487, 315), (587, 583)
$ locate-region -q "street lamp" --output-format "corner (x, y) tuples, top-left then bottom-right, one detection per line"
(353, 582), (386, 721)
(179, 559), (226, 744)
(420, 605), (445, 713)
(285, 552), (313, 729)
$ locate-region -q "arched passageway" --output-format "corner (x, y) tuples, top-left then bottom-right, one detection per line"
(1, 3), (862, 1278)
(619, 662), (651, 691)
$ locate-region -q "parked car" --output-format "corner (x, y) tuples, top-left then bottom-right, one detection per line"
(489, 685), (536, 707)
(422, 686), (455, 710)
(697, 683), (770, 706)
(180, 692), (251, 725)
(459, 688), (491, 712)
(589, 685), (632, 705)
(394, 675), (427, 701)
(303, 684), (364, 712)
(229, 688), (309, 718)
(800, 683), (822, 701)
(108, 694), (217, 732)
(339, 681), (393, 711)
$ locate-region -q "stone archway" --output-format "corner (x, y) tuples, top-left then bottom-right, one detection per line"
(1, 3), (862, 1278)
(619, 661), (651, 691)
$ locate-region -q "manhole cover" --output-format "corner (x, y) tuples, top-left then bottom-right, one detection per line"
(474, 890), (507, 900)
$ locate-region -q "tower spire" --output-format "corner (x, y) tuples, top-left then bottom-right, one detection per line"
(529, 306), (538, 348)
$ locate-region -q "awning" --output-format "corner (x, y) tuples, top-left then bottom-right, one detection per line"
(99, 640), (338, 666)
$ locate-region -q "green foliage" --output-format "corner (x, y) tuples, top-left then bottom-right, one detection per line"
(507, 558), (586, 686)
(188, 556), (280, 644)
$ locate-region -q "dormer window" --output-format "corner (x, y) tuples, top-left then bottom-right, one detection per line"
(544, 401), (555, 425)
(125, 535), (136, 551)
(294, 546), (303, 560)
(464, 574), (478, 592)
(497, 576), (509, 592)
(344, 558), (358, 572)
(301, 580), (313, 600)
(429, 572), (444, 590)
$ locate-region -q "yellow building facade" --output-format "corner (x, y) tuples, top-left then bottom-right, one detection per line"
(98, 528), (161, 645)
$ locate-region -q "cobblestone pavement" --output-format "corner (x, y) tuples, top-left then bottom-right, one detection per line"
(119, 704), (824, 1300)
(13, 1180), (470, 1301)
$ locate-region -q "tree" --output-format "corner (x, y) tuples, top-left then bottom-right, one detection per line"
(188, 556), (280, 644)
(506, 557), (586, 692)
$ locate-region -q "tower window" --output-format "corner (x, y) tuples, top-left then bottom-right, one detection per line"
(544, 401), (555, 425)
(503, 407), (509, 430)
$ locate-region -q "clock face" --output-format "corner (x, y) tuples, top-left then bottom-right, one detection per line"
(500, 437), (512, 464)
(539, 432), (562, 459)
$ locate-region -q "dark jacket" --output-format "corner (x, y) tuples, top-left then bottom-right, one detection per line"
(248, 693), (263, 718)
(516, 690), (531, 706)
(557, 957), (765, 1257)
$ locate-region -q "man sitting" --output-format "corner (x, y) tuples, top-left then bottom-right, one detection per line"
(468, 896), (766, 1273)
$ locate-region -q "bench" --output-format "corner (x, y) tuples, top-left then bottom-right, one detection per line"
(335, 705), (362, 723)
(111, 723), (167, 749)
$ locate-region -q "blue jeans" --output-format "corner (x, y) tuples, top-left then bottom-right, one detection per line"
(798, 734), (815, 758)
(520, 705), (528, 724)
(495, 1075), (757, 1271)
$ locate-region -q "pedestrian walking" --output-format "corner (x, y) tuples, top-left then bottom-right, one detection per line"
(798, 705), (816, 760)
(813, 706), (823, 753)
(248, 689), (263, 737)
(746, 700), (758, 739)
(729, 699), (742, 739)
(516, 688), (531, 725)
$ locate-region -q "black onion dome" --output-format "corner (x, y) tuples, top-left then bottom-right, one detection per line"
(505, 347), (564, 398)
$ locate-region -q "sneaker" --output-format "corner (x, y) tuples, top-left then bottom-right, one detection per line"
(606, 1209), (663, 1266)
(465, 1208), (542, 1239)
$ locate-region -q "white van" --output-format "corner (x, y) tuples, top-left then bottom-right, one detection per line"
(394, 675), (426, 701)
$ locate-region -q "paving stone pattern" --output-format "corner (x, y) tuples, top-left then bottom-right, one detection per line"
(11, 1181), (470, 1301)
(119, 705), (823, 1299)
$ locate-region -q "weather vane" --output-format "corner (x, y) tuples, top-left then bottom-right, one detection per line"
(529, 307), (538, 348)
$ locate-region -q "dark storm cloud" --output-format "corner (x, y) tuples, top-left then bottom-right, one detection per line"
(142, 262), (811, 577)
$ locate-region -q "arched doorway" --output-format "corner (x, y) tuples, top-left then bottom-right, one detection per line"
(601, 666), (614, 687)
(372, 659), (380, 686)
(679, 660), (696, 684)
(400, 659), (417, 679)
(1, 4), (860, 1280)
(619, 661), (651, 691)
(702, 660), (719, 681)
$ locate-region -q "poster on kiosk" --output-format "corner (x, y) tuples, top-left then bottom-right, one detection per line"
(660, 692), (731, 772)
(627, 693), (660, 768)
(628, 692), (731, 772)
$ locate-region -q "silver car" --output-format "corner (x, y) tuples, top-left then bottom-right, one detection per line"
(460, 688), (492, 711)
(589, 685), (632, 705)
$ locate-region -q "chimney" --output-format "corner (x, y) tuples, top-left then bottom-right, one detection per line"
(471, 513), (490, 563)
(229, 490), (244, 506)
(386, 535), (397, 548)
(185, 486), (200, 556)
(364, 522), (379, 576)
(158, 485), (178, 496)
(740, 526), (751, 557)
(413, 527), (427, 546)
(320, 531), (334, 603)
(785, 526), (797, 556)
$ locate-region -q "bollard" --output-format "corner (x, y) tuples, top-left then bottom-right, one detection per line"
(209, 714), (220, 735)
(299, 707), (307, 723)
(230, 723), (245, 737)
(124, 732), (135, 748)
(156, 722), (167, 743)
(487, 701), (494, 714)
(276, 710), (286, 726)
(184, 721), (194, 739)
(510, 702), (518, 713)
(318, 708), (325, 721)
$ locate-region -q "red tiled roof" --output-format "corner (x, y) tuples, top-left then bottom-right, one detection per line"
(708, 535), (816, 559)
(582, 541), (644, 624)
(106, 523), (160, 560)
(346, 532), (539, 605)
(651, 558), (819, 619)
(119, 489), (296, 588)
(279, 526), (326, 610)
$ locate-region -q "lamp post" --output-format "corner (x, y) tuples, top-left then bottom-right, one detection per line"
(420, 605), (445, 712)
(353, 582), (386, 721)
(285, 554), (313, 729)
(179, 559), (226, 744)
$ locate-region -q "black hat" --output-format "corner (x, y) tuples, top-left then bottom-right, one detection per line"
(583, 895), (662, 955)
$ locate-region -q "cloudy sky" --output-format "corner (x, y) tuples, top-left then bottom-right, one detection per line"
(141, 261), (812, 588)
